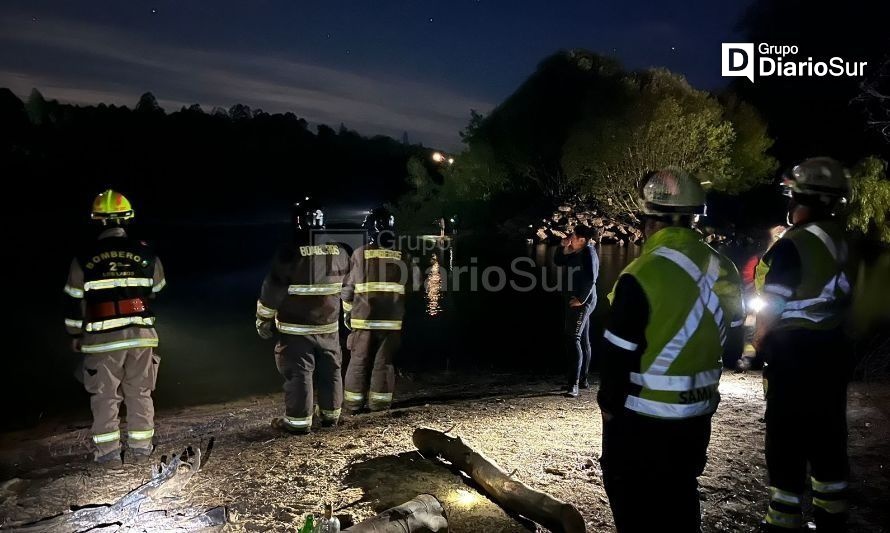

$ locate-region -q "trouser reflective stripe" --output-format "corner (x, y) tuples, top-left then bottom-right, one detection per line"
(766, 486), (802, 530)
(345, 330), (399, 411)
(811, 477), (848, 493)
(811, 477), (848, 514)
(342, 300), (353, 312)
(344, 390), (364, 403)
(128, 428), (155, 441)
(765, 508), (802, 529)
(283, 416), (312, 428)
(320, 408), (341, 420)
(274, 334), (342, 428)
(81, 338), (159, 353)
(813, 498), (847, 514)
(65, 318), (83, 329)
(93, 430), (121, 444)
(369, 392), (393, 403)
(769, 487), (801, 506)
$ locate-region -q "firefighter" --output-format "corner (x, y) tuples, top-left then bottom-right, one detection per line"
(342, 207), (410, 413)
(64, 190), (166, 467)
(597, 169), (744, 532)
(753, 158), (853, 532)
(256, 198), (350, 435)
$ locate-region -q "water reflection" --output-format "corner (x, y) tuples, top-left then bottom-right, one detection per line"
(426, 254), (443, 317)
(420, 240), (639, 319)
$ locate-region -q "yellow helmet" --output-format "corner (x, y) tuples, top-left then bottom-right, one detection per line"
(91, 189), (134, 222)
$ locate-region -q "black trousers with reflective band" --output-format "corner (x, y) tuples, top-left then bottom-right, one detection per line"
(274, 333), (342, 422)
(601, 412), (711, 533)
(762, 326), (849, 532)
(565, 300), (594, 385)
(344, 329), (401, 410)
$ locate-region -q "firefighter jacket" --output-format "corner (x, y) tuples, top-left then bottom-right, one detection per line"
(64, 227), (166, 353)
(341, 243), (410, 331)
(754, 220), (852, 332)
(600, 227), (744, 419)
(257, 241), (350, 335)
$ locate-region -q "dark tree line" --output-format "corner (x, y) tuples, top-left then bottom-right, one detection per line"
(0, 89), (429, 226)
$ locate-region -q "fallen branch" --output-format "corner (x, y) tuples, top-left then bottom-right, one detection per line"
(343, 494), (447, 532)
(413, 428), (585, 533)
(3, 447), (227, 533)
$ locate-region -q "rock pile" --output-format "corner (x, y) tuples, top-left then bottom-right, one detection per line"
(531, 204), (642, 246)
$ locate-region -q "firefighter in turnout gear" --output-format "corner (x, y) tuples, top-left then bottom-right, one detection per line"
(342, 207), (409, 413)
(256, 198), (350, 435)
(598, 170), (744, 532)
(754, 158), (854, 532)
(65, 190), (166, 467)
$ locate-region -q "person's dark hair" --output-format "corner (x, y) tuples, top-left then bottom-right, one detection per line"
(573, 224), (598, 241)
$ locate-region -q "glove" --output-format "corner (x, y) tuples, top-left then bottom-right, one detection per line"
(735, 356), (751, 373)
(256, 319), (275, 340)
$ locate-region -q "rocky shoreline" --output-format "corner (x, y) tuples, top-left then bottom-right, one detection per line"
(528, 203), (737, 247)
(530, 204), (642, 246)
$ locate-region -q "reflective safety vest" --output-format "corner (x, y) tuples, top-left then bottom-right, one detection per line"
(343, 244), (407, 331)
(755, 221), (851, 331)
(257, 242), (350, 336)
(71, 233), (162, 335)
(613, 227), (744, 420)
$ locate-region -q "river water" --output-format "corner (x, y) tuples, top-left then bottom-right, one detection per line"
(4, 223), (639, 430)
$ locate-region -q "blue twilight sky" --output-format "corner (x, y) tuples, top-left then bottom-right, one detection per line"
(0, 0), (754, 149)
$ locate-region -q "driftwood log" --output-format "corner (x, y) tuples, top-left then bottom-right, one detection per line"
(413, 428), (585, 533)
(2, 448), (227, 533)
(344, 494), (447, 532)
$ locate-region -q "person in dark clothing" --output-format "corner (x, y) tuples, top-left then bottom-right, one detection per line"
(554, 224), (600, 398)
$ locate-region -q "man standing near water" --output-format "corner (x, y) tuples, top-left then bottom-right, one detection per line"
(64, 189), (166, 467)
(598, 169), (744, 532)
(256, 198), (350, 434)
(554, 224), (600, 398)
(753, 158), (853, 532)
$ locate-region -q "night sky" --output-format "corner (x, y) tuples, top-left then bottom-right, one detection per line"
(0, 0), (754, 149)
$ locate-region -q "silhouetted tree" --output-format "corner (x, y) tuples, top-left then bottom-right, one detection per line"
(135, 92), (163, 114)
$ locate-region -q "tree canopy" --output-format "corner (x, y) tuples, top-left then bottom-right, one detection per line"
(848, 156), (890, 243)
(0, 89), (427, 224)
(449, 50), (777, 218)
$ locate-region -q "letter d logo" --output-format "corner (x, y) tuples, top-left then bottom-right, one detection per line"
(722, 43), (755, 83)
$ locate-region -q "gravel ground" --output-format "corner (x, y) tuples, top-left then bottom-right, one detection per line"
(0, 372), (888, 532)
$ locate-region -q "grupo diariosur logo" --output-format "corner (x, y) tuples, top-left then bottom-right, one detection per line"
(722, 43), (867, 83)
